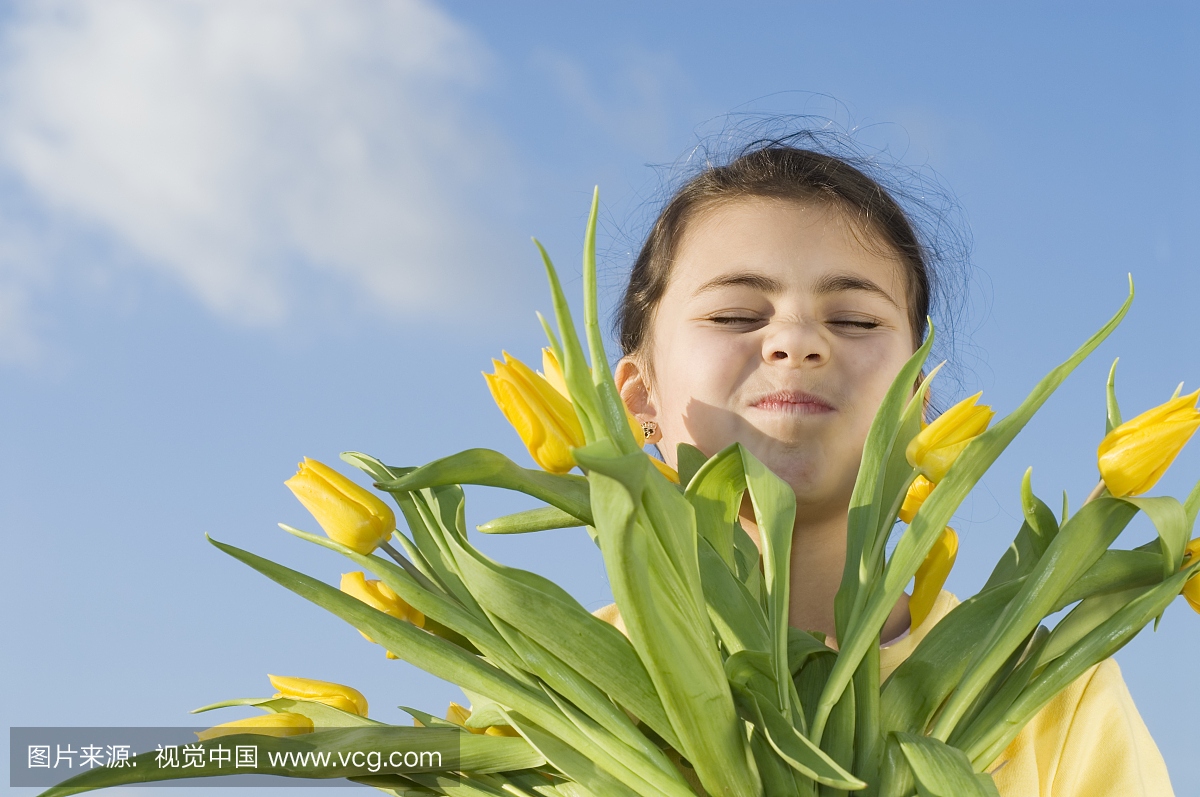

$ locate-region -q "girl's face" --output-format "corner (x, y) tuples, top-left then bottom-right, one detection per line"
(619, 198), (917, 519)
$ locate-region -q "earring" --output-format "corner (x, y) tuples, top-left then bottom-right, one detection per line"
(641, 420), (658, 440)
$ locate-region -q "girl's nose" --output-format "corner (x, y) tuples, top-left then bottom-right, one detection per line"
(762, 320), (830, 366)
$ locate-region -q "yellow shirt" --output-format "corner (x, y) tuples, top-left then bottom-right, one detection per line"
(886, 591), (1173, 797)
(594, 591), (1175, 796)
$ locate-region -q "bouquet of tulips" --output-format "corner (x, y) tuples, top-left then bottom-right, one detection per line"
(42, 191), (1200, 797)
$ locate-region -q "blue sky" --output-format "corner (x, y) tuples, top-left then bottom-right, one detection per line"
(2, 1), (1198, 792)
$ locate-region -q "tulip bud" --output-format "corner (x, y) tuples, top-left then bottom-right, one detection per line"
(1097, 389), (1200, 498)
(196, 711), (314, 741)
(446, 702), (521, 737)
(285, 458), (395, 555)
(485, 352), (585, 474)
(910, 527), (958, 630)
(268, 674), (368, 717)
(906, 392), (995, 483)
(898, 475), (936, 524)
(341, 572), (424, 659)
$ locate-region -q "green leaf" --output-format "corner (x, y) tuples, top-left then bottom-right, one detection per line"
(377, 449), (593, 525)
(787, 629), (832, 676)
(739, 445), (799, 713)
(835, 330), (935, 645)
(748, 727), (813, 797)
(1056, 549), (1163, 606)
(207, 536), (585, 741)
(880, 580), (1021, 737)
(822, 284), (1132, 745)
(698, 533), (771, 656)
(685, 443), (747, 569)
(1105, 358), (1122, 435)
(677, 443), (709, 488)
(851, 644), (882, 791)
(211, 535), (690, 795)
(399, 487), (480, 610)
(496, 709), (644, 797)
(821, 666), (857, 796)
(383, 771), (508, 796)
(280, 525), (532, 683)
(983, 469), (1060, 590)
(585, 460), (762, 797)
(730, 683), (865, 790)
(477, 505), (583, 534)
(725, 649), (780, 708)
(945, 626), (1049, 752)
(894, 733), (999, 797)
(1120, 496), (1188, 578)
(735, 520), (765, 598)
(534, 239), (602, 444)
(1185, 476), (1200, 535)
(537, 688), (694, 797)
(580, 187), (639, 453)
(438, 518), (680, 751)
(36, 726), (543, 796)
(1037, 587), (1146, 667)
(399, 706), (464, 730)
(929, 497), (1137, 740)
(963, 561), (1198, 768)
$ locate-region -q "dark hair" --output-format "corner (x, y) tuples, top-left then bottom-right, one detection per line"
(617, 142), (933, 360)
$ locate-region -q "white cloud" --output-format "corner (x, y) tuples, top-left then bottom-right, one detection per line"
(533, 47), (694, 156)
(0, 0), (504, 335)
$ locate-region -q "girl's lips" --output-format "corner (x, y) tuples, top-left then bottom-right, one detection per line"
(751, 390), (836, 414)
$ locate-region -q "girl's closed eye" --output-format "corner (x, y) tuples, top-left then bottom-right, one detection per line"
(705, 312), (766, 327)
(830, 317), (882, 330)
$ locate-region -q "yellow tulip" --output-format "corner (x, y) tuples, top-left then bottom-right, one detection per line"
(196, 711), (314, 741)
(906, 392), (995, 482)
(285, 458), (395, 555)
(341, 572), (424, 659)
(910, 527), (958, 630)
(1097, 389), (1200, 498)
(541, 347), (680, 483)
(898, 475), (936, 524)
(445, 702), (521, 737)
(485, 352), (585, 473)
(1180, 538), (1200, 613)
(268, 674), (368, 717)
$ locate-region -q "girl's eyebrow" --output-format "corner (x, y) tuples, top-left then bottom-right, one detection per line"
(813, 272), (899, 307)
(693, 271), (785, 296)
(693, 270), (899, 307)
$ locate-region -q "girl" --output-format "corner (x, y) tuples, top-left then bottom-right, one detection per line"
(596, 142), (1173, 796)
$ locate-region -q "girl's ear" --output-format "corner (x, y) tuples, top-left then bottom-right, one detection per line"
(614, 356), (658, 424)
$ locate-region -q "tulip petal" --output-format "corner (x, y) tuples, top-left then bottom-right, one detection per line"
(268, 674), (368, 717)
(899, 475), (936, 524)
(910, 527), (958, 629)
